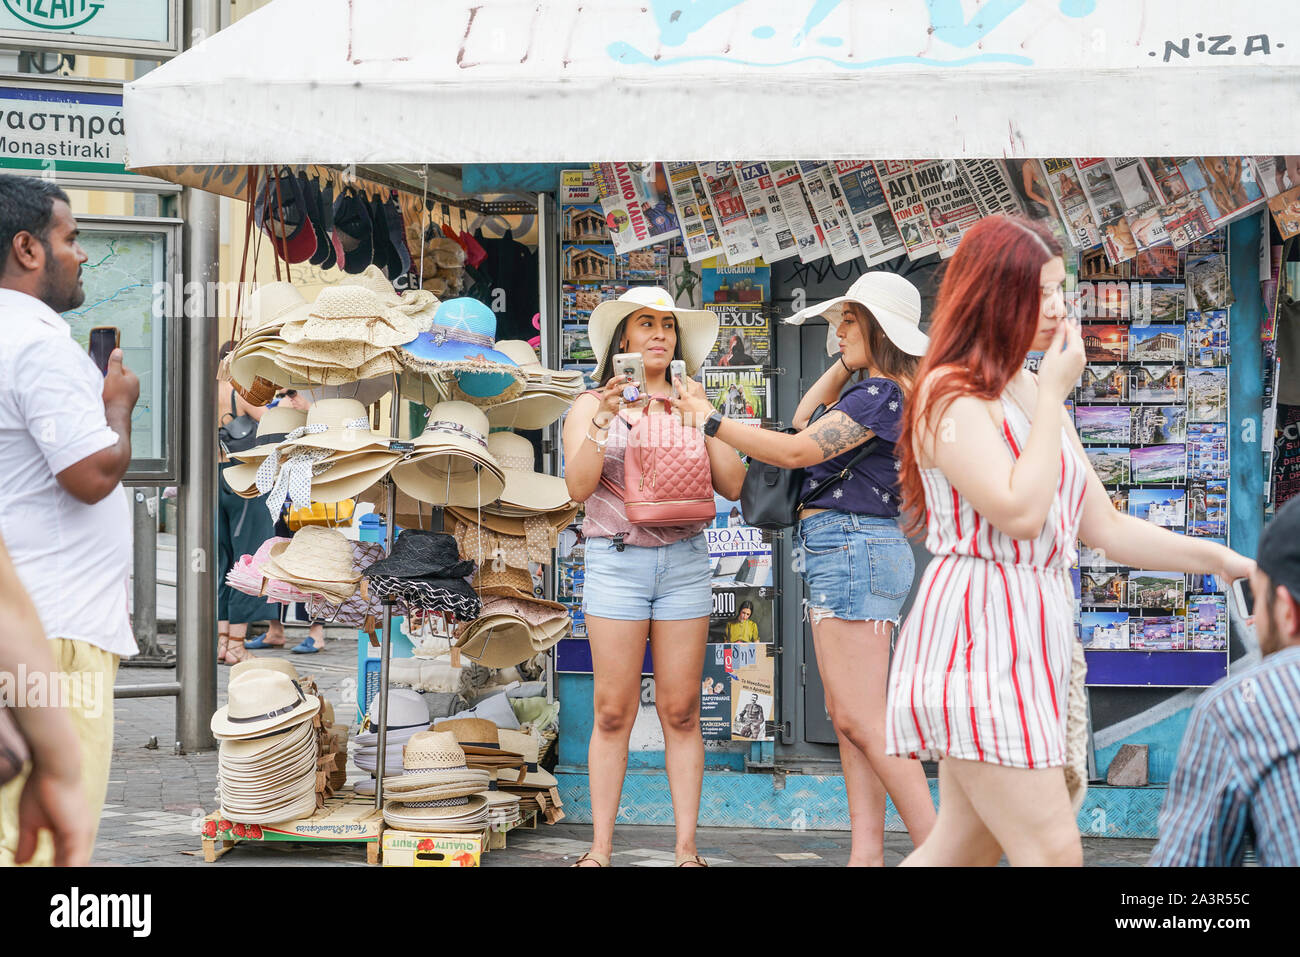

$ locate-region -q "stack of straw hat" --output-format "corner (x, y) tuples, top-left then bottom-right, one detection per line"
(398, 298), (525, 408)
(453, 593), (570, 670)
(483, 340), (585, 430)
(433, 718), (528, 783)
(304, 540), (388, 633)
(227, 282), (310, 395)
(352, 687), (430, 775)
(222, 406), (308, 498)
(225, 537), (311, 604)
(381, 731), (490, 832)
(390, 402), (506, 508)
(211, 665), (322, 824)
(259, 526), (362, 604)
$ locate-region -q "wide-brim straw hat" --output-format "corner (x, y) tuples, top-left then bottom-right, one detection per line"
(786, 270), (930, 358)
(382, 792), (487, 827)
(454, 613), (568, 669)
(390, 452), (505, 508)
(485, 431), (573, 512)
(589, 285), (719, 376)
(218, 715), (314, 761)
(484, 392), (574, 431)
(494, 730), (557, 789)
(260, 527), (360, 585)
(431, 717), (523, 757)
(274, 398), (392, 455)
(445, 503), (581, 541)
(210, 670), (321, 739)
(242, 281), (312, 337)
(283, 284), (420, 348)
(221, 791), (319, 825)
(307, 455), (401, 504)
(468, 561), (536, 596)
(223, 407), (311, 491)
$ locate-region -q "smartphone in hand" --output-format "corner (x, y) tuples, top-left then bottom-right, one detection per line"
(612, 352), (645, 388)
(1230, 577), (1254, 619)
(88, 326), (119, 376)
(669, 359), (687, 398)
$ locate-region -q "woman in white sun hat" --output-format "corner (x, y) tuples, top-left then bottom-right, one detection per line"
(673, 269), (937, 867)
(563, 285), (746, 868)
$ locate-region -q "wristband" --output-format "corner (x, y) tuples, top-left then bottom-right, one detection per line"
(586, 429), (609, 450)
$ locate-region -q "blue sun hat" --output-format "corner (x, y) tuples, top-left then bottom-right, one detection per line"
(399, 298), (526, 405)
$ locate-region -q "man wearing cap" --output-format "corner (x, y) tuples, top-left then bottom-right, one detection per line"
(0, 175), (139, 866)
(1151, 497), (1300, 866)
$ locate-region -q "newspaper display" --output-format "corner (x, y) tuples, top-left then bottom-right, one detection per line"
(1107, 157), (1168, 253)
(958, 159), (1025, 219)
(1193, 156), (1266, 227)
(916, 160), (983, 258)
(1147, 158), (1216, 249)
(664, 161), (725, 263)
(1041, 158), (1100, 249)
(1074, 158), (1135, 263)
(832, 161), (905, 265)
(704, 365), (771, 422)
(589, 162), (680, 254)
(697, 162), (762, 266)
(733, 162), (800, 263)
(768, 161), (829, 263)
(874, 160), (941, 261)
(796, 161), (862, 264)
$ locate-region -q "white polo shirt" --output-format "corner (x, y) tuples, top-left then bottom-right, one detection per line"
(0, 289), (137, 658)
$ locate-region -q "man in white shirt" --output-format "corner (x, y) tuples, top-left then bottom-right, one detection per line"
(0, 175), (139, 866)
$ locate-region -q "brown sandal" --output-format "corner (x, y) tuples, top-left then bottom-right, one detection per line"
(220, 637), (256, 665)
(676, 854), (708, 867)
(572, 851), (610, 867)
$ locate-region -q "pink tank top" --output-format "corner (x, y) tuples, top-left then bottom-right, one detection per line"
(580, 402), (710, 548)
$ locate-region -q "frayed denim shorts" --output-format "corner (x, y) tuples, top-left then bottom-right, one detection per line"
(582, 533), (712, 622)
(797, 511), (915, 624)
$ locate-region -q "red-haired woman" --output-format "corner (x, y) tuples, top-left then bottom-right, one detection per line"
(886, 215), (1253, 866)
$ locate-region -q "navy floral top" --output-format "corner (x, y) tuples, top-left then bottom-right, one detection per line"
(799, 377), (905, 517)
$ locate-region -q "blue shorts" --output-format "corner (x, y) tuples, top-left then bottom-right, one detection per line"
(797, 511), (915, 624)
(582, 534), (712, 621)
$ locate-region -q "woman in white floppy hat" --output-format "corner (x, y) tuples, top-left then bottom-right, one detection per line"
(562, 286), (746, 867)
(674, 269), (937, 867)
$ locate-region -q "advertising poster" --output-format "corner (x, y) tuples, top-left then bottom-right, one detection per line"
(559, 168), (600, 205)
(768, 161), (828, 263)
(700, 256), (769, 305)
(700, 648), (732, 740)
(726, 642), (776, 742)
(705, 306), (770, 367)
(958, 158), (1025, 218)
(916, 160), (983, 258)
(874, 160), (941, 260)
(708, 585), (776, 644)
(590, 162), (680, 254)
(697, 161), (762, 265)
(1041, 157), (1099, 249)
(798, 160), (864, 264)
(664, 161), (725, 262)
(704, 366), (771, 421)
(733, 161), (800, 263)
(833, 160), (905, 265)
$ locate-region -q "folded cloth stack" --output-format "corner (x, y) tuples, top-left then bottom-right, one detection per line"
(398, 298), (526, 408)
(259, 526), (361, 604)
(364, 530), (481, 621)
(483, 340), (584, 431)
(211, 664), (322, 824)
(387, 656), (471, 696)
(225, 536), (311, 604)
(305, 540), (388, 630)
(222, 406), (308, 498)
(390, 401), (506, 509)
(381, 731), (491, 833)
(254, 398), (402, 514)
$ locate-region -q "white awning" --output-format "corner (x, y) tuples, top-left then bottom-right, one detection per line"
(124, 0), (1300, 168)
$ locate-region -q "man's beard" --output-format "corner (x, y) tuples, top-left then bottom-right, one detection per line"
(38, 247), (84, 313)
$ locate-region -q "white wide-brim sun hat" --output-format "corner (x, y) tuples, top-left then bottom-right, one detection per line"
(786, 270), (930, 358)
(588, 285), (719, 376)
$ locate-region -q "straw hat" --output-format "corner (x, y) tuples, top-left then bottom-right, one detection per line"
(431, 718), (520, 756)
(454, 604), (569, 669)
(486, 432), (574, 512)
(305, 541), (389, 629)
(494, 730), (557, 788)
(229, 657), (301, 683)
(390, 402), (506, 508)
(260, 527), (360, 603)
(786, 270), (930, 357)
(274, 398), (392, 455)
(222, 406), (309, 492)
(469, 562), (536, 596)
(210, 670), (320, 739)
(399, 298), (526, 405)
(446, 502), (582, 544)
(219, 718), (314, 762)
(588, 286), (719, 376)
(242, 281), (312, 336)
(286, 285), (420, 347)
(382, 731), (482, 790)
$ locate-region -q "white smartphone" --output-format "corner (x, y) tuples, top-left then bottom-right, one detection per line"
(669, 359), (687, 398)
(612, 352), (645, 387)
(1230, 577), (1254, 619)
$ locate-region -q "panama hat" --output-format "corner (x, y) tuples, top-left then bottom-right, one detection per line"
(431, 718), (525, 757)
(229, 657), (301, 683)
(382, 731), (483, 790)
(218, 717), (314, 762)
(210, 670), (321, 739)
(589, 285), (719, 376)
(486, 432), (573, 512)
(786, 270), (930, 358)
(494, 730), (557, 789)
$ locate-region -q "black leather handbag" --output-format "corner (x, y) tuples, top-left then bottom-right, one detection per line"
(738, 405), (879, 530)
(218, 391), (258, 456)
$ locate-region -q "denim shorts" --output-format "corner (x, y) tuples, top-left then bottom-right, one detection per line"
(797, 511), (915, 624)
(582, 534), (712, 622)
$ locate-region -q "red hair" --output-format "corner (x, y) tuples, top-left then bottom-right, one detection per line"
(897, 215), (1063, 534)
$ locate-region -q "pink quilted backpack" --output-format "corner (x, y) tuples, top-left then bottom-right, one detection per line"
(602, 396), (716, 527)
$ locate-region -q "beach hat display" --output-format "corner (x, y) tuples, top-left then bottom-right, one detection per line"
(305, 541), (389, 630)
(363, 530), (482, 620)
(210, 669), (321, 740)
(482, 340), (583, 431)
(454, 595), (570, 669)
(493, 730), (558, 789)
(389, 402), (506, 508)
(786, 270), (930, 358)
(259, 526), (361, 604)
(381, 731), (490, 832)
(222, 407), (309, 497)
(279, 284), (420, 348)
(228, 282), (313, 391)
(486, 432), (574, 512)
(399, 298), (526, 406)
(588, 285), (719, 376)
(225, 537), (313, 604)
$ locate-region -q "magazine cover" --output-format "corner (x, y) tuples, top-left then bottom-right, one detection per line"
(590, 162), (681, 254)
(1254, 155), (1300, 198)
(1005, 159), (1069, 236)
(958, 158), (1025, 218)
(708, 586), (776, 644)
(706, 306), (770, 367)
(769, 161), (829, 263)
(1108, 157), (1168, 252)
(833, 160), (906, 265)
(664, 161), (725, 263)
(797, 161), (862, 264)
(733, 161), (800, 263)
(699, 646), (732, 740)
(697, 161), (762, 266)
(919, 160), (983, 258)
(874, 160), (941, 261)
(1268, 185), (1300, 239)
(1041, 158), (1099, 249)
(1147, 157), (1216, 248)
(1194, 156), (1265, 226)
(727, 642), (776, 742)
(700, 256), (769, 304)
(1075, 158), (1137, 264)
(704, 365), (771, 421)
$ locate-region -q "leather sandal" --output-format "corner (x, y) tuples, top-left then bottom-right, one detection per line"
(571, 851), (610, 867)
(675, 853), (708, 867)
(221, 638), (256, 665)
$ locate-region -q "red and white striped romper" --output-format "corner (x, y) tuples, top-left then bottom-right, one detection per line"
(885, 390), (1087, 769)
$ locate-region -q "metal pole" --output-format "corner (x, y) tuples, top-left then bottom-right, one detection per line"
(373, 393), (402, 809)
(116, 682), (182, 699)
(537, 192), (560, 705)
(176, 0), (222, 753)
(127, 488), (173, 665)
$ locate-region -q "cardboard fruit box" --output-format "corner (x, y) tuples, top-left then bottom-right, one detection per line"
(382, 830), (482, 867)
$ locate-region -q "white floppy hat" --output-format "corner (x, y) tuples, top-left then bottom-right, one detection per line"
(588, 286), (719, 376)
(786, 271), (929, 358)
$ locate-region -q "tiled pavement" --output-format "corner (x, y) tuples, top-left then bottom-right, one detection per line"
(101, 630), (1155, 867)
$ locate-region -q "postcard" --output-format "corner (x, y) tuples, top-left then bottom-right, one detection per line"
(1129, 488), (1187, 528)
(1075, 405), (1133, 444)
(1130, 444), (1187, 485)
(1128, 324), (1186, 363)
(1126, 571), (1187, 611)
(1082, 611), (1130, 650)
(1085, 446), (1130, 485)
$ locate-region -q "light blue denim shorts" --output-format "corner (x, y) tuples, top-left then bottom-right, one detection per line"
(797, 511), (915, 624)
(582, 533), (712, 621)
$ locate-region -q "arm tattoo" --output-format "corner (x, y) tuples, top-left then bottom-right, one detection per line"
(807, 412), (871, 459)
